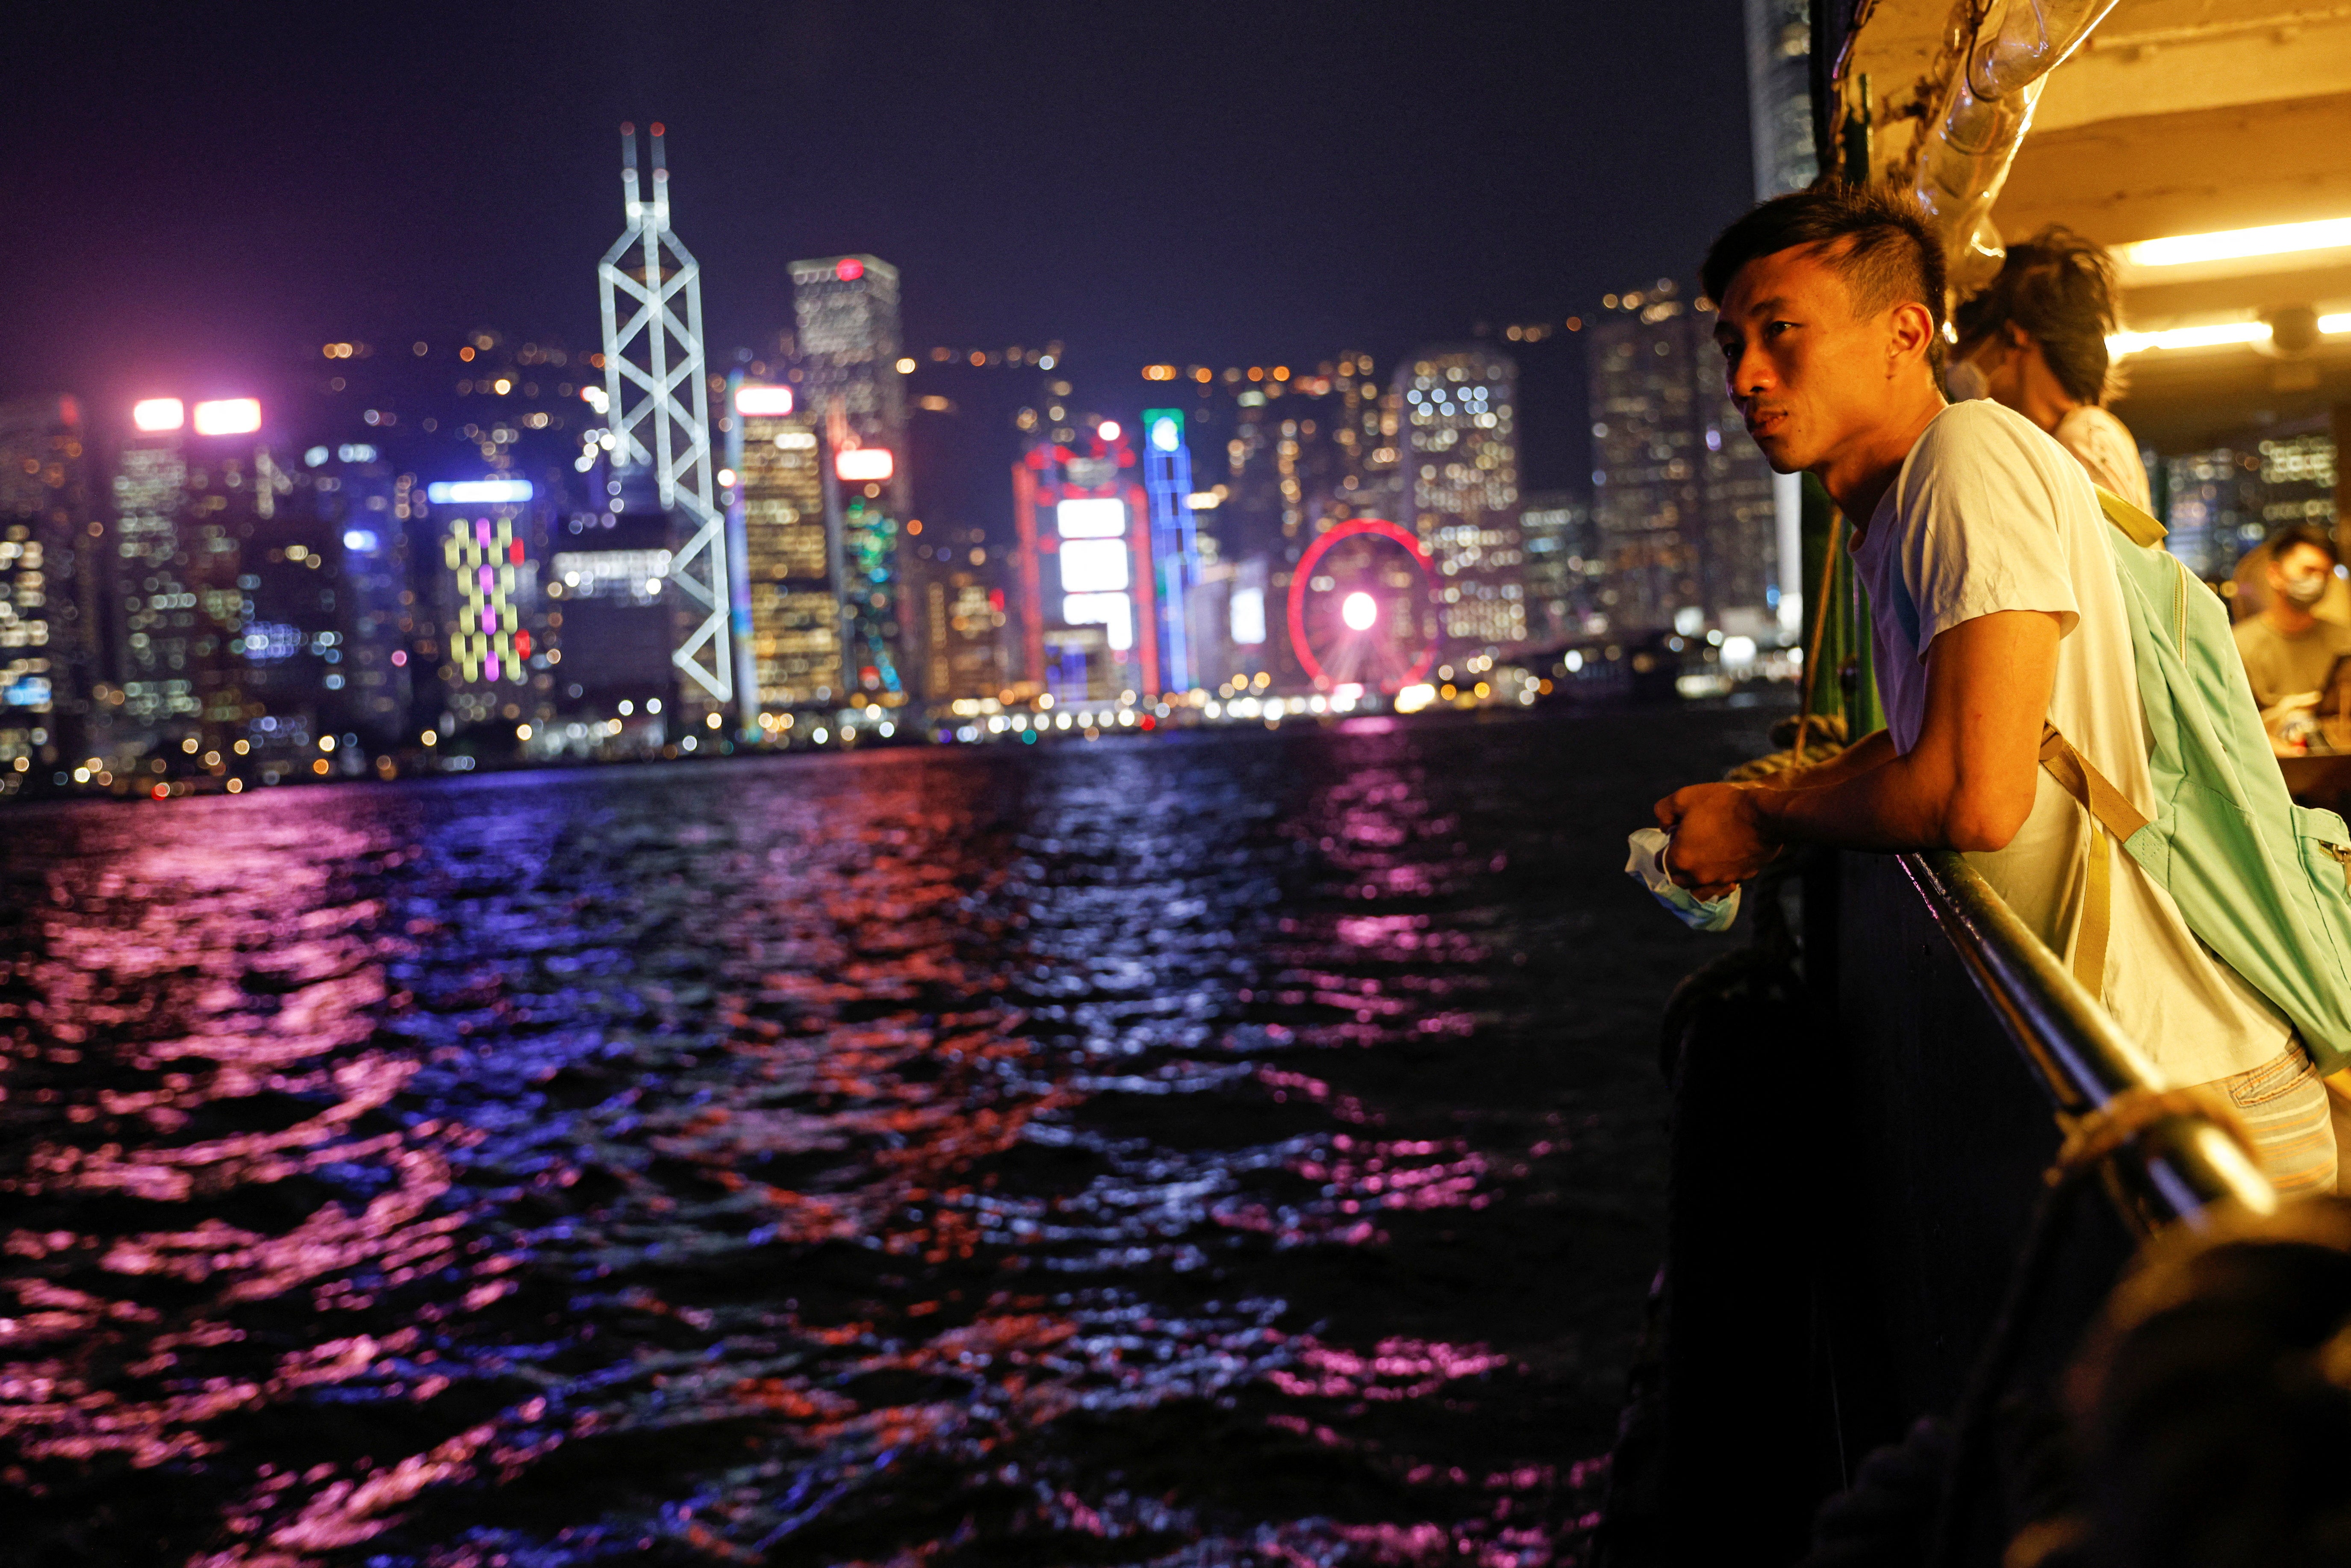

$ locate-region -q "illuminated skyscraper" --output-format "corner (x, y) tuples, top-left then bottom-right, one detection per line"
(726, 382), (845, 713)
(913, 522), (1005, 703)
(418, 478), (548, 737)
(1396, 347), (1528, 656)
(1745, 0), (1817, 628)
(1011, 420), (1155, 700)
(598, 122), (733, 722)
(107, 397), (287, 757)
(1745, 0), (1818, 200)
(1517, 490), (1600, 643)
(233, 455), (399, 776)
(0, 396), (99, 779)
(321, 464), (413, 747)
(1589, 287), (1778, 637)
(791, 255), (910, 699)
(1141, 408), (1200, 690)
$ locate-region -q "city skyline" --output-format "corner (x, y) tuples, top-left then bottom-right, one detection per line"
(0, 2), (1759, 498)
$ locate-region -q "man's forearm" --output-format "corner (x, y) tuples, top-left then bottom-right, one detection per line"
(1764, 727), (1894, 791)
(1753, 746), (1985, 852)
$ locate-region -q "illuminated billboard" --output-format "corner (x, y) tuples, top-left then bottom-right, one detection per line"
(1058, 537), (1130, 593)
(1055, 497), (1126, 538)
(1063, 591), (1134, 650)
(835, 447), (894, 482)
(735, 385), (795, 416)
(192, 398), (262, 436)
(426, 479), (536, 505)
(132, 398), (185, 433)
(1231, 586), (1267, 645)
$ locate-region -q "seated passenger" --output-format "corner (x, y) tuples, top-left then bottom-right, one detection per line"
(1948, 226), (2151, 512)
(2232, 522), (2351, 714)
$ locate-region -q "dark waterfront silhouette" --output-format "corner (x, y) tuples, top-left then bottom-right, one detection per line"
(0, 707), (1763, 1564)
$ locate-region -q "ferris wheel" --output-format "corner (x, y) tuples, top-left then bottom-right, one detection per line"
(1285, 517), (1439, 693)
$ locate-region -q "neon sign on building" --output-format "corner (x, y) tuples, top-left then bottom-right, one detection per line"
(443, 515), (535, 686)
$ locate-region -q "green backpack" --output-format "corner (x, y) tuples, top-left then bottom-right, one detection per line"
(2037, 491), (2351, 1072)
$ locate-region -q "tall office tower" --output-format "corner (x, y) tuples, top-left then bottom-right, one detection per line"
(1745, 0), (1818, 630)
(282, 444), (413, 751)
(109, 402), (200, 749)
(913, 522), (1006, 702)
(107, 397), (300, 761)
(1396, 347), (1529, 657)
(598, 123), (733, 727)
(1589, 287), (1780, 637)
(790, 255), (910, 700)
(1330, 352), (1381, 486)
(1695, 364), (1781, 639)
(416, 477), (549, 737)
(0, 396), (99, 779)
(1140, 408), (1201, 691)
(236, 502), (359, 775)
(1010, 419), (1155, 700)
(1744, 0), (1818, 200)
(1517, 490), (1600, 644)
(726, 382), (845, 715)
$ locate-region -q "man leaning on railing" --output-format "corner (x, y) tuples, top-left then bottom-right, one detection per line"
(1652, 184), (2343, 1197)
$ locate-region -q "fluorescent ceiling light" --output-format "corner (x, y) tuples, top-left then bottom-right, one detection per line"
(2108, 313), (2351, 357)
(2124, 217), (2351, 269)
(2107, 322), (2272, 356)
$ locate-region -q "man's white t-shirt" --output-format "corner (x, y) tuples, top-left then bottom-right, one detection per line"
(1851, 399), (2289, 1087)
(2052, 404), (2152, 513)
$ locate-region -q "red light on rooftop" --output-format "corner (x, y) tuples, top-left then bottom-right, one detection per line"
(837, 257), (865, 281)
(133, 398), (185, 433)
(835, 447), (893, 482)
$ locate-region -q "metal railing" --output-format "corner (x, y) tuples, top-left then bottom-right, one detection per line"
(1895, 850), (2278, 1226)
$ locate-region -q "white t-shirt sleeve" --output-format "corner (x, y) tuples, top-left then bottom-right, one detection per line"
(1894, 404), (2083, 660)
(2054, 406), (2154, 513)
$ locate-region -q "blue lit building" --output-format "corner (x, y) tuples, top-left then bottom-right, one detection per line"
(1141, 408), (1200, 692)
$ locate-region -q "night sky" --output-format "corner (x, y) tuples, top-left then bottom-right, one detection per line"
(2, 0), (1756, 493)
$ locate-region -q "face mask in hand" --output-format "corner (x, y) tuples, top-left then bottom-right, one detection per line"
(2281, 571), (2330, 609)
(1944, 359), (1990, 402)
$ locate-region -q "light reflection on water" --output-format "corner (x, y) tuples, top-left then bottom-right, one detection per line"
(0, 711), (1755, 1565)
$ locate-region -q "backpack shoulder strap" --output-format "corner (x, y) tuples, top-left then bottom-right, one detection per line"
(2038, 724), (2152, 999)
(2039, 725), (2151, 843)
(2096, 486), (2167, 548)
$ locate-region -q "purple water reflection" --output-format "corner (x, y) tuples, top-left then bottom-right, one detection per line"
(0, 711), (1759, 1564)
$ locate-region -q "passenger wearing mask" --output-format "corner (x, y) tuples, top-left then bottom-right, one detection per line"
(2233, 522), (2351, 720)
(1947, 226), (2152, 512)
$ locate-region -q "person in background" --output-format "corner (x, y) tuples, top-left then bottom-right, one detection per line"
(2235, 523), (2351, 707)
(1947, 226), (2152, 512)
(2233, 524), (2351, 749)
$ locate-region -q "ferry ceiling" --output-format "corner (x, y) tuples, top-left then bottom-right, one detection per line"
(1831, 0), (2351, 452)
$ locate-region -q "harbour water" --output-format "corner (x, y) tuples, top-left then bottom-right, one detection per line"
(0, 706), (1763, 1566)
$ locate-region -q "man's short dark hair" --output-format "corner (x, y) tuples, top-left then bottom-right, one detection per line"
(2268, 522), (2340, 567)
(1700, 182), (1948, 364)
(1952, 225), (2120, 405)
